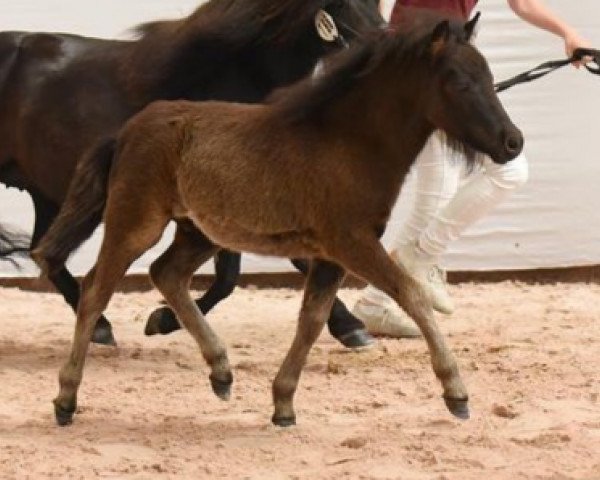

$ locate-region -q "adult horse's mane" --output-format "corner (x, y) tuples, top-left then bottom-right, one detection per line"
(136, 0), (332, 45)
(126, 0), (334, 99)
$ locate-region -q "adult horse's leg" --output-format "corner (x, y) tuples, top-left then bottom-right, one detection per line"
(149, 225), (233, 400)
(272, 259), (346, 426)
(146, 250), (374, 350)
(29, 191), (115, 346)
(54, 209), (169, 425)
(331, 237), (469, 419)
(145, 233), (241, 336)
(290, 259), (374, 348)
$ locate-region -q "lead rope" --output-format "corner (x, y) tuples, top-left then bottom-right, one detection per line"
(494, 47), (600, 93)
(315, 11), (600, 91)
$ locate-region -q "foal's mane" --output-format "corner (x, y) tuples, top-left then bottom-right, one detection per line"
(269, 13), (469, 125)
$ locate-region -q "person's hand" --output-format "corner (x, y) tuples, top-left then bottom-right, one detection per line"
(564, 30), (592, 68)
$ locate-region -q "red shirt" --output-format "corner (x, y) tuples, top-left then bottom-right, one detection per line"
(391, 0), (478, 23)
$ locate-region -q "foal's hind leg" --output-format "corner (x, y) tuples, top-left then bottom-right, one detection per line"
(332, 238), (469, 419)
(272, 259), (345, 426)
(30, 191), (115, 346)
(53, 211), (168, 425)
(149, 225), (233, 400)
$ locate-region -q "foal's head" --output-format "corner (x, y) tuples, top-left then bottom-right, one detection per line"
(269, 12), (522, 165)
(422, 16), (523, 163)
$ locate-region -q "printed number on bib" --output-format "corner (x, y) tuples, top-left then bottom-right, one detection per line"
(315, 10), (339, 43)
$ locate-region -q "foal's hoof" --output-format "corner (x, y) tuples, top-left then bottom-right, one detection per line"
(53, 400), (76, 426)
(144, 307), (181, 336)
(444, 396), (470, 420)
(210, 374), (233, 401)
(336, 329), (376, 350)
(271, 414), (296, 427)
(92, 324), (116, 347)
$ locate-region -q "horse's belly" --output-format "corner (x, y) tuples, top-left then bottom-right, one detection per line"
(190, 215), (321, 259)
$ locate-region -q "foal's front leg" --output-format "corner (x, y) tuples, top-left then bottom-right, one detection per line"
(290, 258), (373, 348)
(333, 238), (469, 419)
(272, 259), (345, 426)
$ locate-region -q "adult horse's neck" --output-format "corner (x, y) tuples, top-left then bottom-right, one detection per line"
(249, 31), (331, 102)
(123, 10), (326, 106)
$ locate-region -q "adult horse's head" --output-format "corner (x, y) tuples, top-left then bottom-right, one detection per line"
(422, 15), (523, 164)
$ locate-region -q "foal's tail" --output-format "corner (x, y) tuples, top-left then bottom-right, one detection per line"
(32, 138), (117, 275)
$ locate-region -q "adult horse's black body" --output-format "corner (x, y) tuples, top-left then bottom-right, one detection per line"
(0, 0), (383, 346)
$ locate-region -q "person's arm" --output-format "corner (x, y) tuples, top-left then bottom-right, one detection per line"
(507, 0), (590, 65)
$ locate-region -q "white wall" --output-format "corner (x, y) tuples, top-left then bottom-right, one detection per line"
(441, 0), (600, 270)
(1, 0), (600, 276)
(0, 0), (200, 39)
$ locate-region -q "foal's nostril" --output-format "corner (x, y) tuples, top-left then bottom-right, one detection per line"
(506, 137), (519, 151)
(504, 132), (523, 157)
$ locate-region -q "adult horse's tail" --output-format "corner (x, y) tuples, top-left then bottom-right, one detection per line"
(32, 138), (116, 275)
(0, 32), (31, 263)
(0, 227), (29, 262)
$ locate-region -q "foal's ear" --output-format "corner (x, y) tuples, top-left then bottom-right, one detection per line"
(431, 20), (451, 56)
(464, 12), (481, 41)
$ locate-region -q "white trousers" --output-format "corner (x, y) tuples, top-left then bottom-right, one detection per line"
(362, 131), (529, 305)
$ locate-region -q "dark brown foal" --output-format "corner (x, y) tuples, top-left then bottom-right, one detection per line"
(51, 16), (523, 426)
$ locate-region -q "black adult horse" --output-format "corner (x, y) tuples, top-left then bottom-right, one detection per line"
(1, 0), (383, 347)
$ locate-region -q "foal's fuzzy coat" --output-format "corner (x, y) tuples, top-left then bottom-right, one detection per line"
(52, 19), (523, 426)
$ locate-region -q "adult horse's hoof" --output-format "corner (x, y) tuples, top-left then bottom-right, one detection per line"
(271, 414), (296, 427)
(210, 374), (233, 401)
(336, 329), (376, 350)
(92, 321), (116, 346)
(144, 307), (180, 336)
(444, 396), (470, 420)
(53, 400), (75, 426)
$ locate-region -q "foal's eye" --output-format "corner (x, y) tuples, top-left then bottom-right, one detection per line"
(444, 69), (471, 93)
(454, 82), (471, 92)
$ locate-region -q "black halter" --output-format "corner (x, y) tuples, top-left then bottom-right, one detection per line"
(494, 47), (600, 93)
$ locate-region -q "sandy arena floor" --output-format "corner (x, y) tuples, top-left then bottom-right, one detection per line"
(0, 282), (599, 479)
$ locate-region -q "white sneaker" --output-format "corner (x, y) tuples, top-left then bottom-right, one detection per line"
(392, 243), (454, 315)
(352, 300), (421, 338)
